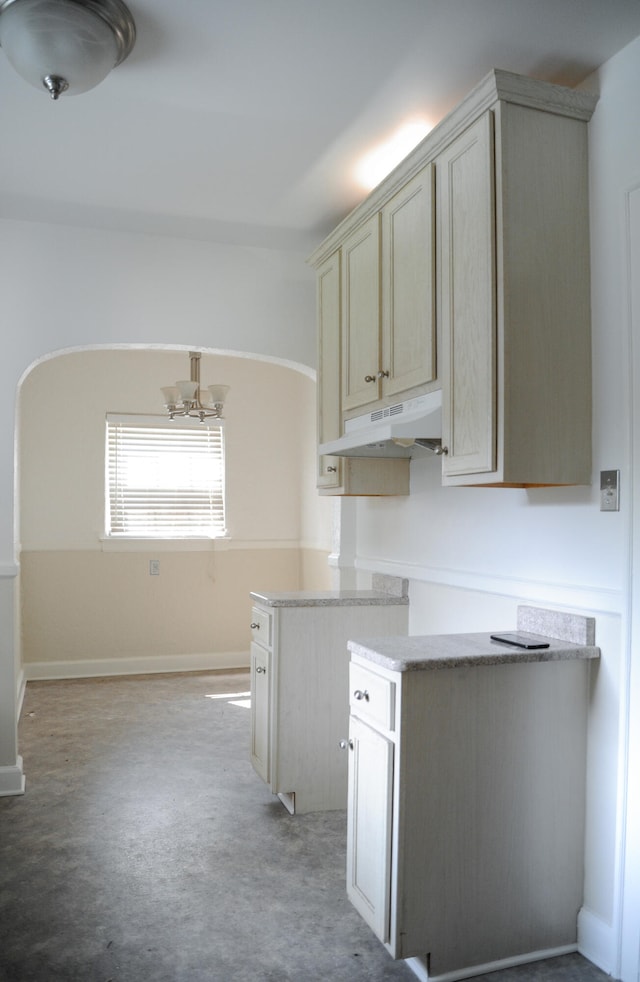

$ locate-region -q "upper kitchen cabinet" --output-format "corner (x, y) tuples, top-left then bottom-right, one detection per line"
(316, 250), (345, 490)
(316, 249), (410, 496)
(341, 164), (437, 417)
(438, 79), (596, 486)
(437, 113), (496, 480)
(309, 69), (597, 491)
(380, 163), (436, 402)
(341, 214), (381, 413)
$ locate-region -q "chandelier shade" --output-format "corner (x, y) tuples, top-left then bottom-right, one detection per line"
(162, 353), (230, 423)
(0, 0), (136, 99)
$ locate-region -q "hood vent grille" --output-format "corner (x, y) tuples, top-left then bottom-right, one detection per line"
(369, 402), (405, 421)
(347, 399), (422, 432)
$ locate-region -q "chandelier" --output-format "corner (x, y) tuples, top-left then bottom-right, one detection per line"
(0, 0), (136, 100)
(162, 352), (229, 423)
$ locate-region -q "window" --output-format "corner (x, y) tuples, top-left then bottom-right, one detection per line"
(106, 415), (226, 538)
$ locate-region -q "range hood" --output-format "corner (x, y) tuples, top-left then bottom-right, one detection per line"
(320, 391), (444, 459)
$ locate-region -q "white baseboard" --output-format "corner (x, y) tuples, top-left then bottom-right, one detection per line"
(578, 906), (616, 976)
(406, 944), (578, 982)
(0, 756), (25, 797)
(405, 919), (615, 982)
(23, 651), (250, 682)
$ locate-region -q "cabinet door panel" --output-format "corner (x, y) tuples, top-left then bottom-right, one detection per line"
(439, 112), (497, 477)
(342, 215), (381, 412)
(346, 716), (394, 943)
(382, 163), (436, 398)
(316, 251), (343, 489)
(250, 641), (270, 784)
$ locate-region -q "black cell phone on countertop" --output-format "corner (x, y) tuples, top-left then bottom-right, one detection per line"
(490, 632), (550, 650)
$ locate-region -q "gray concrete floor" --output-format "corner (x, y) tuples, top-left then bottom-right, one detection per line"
(0, 671), (612, 982)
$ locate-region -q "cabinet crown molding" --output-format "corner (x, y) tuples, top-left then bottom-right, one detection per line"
(308, 68), (598, 269)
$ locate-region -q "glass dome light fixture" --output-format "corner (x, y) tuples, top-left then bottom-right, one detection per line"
(0, 0), (136, 100)
(162, 352), (230, 423)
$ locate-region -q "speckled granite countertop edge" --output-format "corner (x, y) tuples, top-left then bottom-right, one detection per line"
(250, 590), (409, 608)
(348, 631), (601, 673)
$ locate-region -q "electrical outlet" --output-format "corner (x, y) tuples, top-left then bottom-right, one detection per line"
(600, 470), (620, 512)
(149, 559), (160, 575)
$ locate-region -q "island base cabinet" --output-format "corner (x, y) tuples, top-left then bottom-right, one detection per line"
(249, 596), (408, 814)
(346, 656), (591, 977)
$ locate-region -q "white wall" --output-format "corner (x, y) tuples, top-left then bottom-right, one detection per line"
(1, 220), (318, 554)
(590, 36), (640, 982)
(0, 219), (318, 793)
(623, 185), (640, 982)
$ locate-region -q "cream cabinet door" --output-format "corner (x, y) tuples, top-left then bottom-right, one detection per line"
(342, 213), (381, 412)
(438, 112), (497, 478)
(381, 163), (436, 399)
(346, 715), (394, 943)
(316, 251), (343, 489)
(250, 641), (270, 783)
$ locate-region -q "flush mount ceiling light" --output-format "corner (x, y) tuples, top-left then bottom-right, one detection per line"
(0, 0), (136, 100)
(162, 352), (230, 423)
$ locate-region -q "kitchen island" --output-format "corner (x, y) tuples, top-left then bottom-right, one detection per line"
(249, 580), (409, 814)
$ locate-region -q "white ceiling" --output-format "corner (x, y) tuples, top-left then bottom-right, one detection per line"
(1, 0), (640, 253)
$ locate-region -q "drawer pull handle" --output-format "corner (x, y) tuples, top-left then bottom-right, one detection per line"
(339, 739), (354, 751)
(250, 622), (260, 629)
(353, 689), (369, 702)
(327, 465), (337, 473)
(255, 666), (266, 675)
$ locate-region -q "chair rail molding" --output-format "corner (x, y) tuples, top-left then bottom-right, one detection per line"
(354, 556), (624, 617)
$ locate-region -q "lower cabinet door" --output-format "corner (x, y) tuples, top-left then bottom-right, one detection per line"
(346, 715), (394, 943)
(250, 641), (270, 784)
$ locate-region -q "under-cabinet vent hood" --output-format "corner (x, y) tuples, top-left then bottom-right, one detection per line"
(320, 391), (443, 458)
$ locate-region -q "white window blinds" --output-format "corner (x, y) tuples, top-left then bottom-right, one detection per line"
(106, 416), (226, 538)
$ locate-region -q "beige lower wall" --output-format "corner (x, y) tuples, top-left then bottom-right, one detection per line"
(21, 547), (330, 673)
(18, 350), (333, 680)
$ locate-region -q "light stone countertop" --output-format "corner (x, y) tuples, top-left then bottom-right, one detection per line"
(250, 590), (409, 608)
(348, 631), (601, 673)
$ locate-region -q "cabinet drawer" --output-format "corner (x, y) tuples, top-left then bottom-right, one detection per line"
(350, 662), (395, 732)
(250, 606), (272, 648)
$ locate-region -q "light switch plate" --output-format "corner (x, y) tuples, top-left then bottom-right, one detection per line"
(600, 470), (620, 511)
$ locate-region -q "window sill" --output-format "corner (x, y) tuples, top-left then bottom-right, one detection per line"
(100, 536), (232, 553)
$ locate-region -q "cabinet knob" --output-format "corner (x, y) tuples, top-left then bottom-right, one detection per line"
(326, 465), (337, 473)
(377, 370), (390, 379)
(339, 739), (354, 751)
(255, 665), (266, 674)
(353, 689), (369, 702)
(364, 374), (377, 383)
(250, 622), (260, 629)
